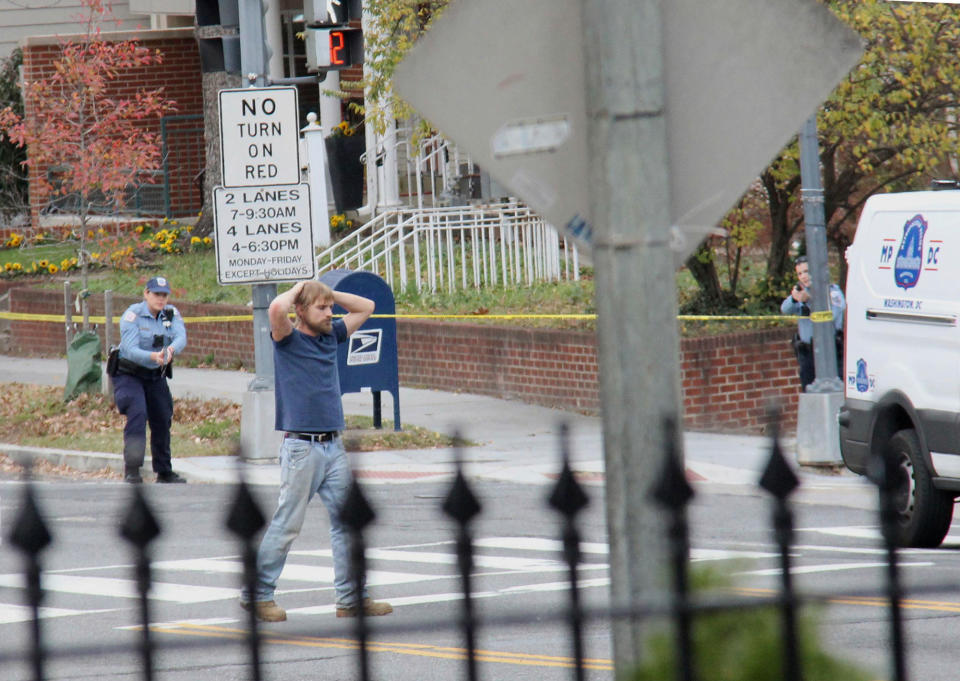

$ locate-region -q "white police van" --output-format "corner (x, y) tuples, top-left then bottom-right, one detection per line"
(839, 188), (960, 547)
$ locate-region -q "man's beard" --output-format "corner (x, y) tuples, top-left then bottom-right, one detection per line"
(300, 317), (332, 335)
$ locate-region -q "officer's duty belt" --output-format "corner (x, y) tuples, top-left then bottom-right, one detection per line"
(117, 357), (165, 379)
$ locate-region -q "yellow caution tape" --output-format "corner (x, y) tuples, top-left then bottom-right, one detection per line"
(0, 310), (803, 323)
(369, 313), (597, 319)
(0, 312), (252, 323)
(677, 315), (796, 322)
(809, 310), (834, 323)
(0, 312), (74, 323)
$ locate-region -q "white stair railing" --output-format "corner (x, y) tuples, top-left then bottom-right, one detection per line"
(315, 201), (580, 294)
(314, 130), (580, 294)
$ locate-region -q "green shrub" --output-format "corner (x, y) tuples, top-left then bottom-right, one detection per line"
(628, 571), (873, 681)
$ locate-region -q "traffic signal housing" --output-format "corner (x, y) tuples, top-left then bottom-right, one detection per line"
(304, 0), (364, 72)
(195, 0), (241, 74)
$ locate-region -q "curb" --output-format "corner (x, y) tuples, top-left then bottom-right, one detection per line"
(0, 442), (124, 474)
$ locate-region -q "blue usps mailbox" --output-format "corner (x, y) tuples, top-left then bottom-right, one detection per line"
(319, 269), (401, 431)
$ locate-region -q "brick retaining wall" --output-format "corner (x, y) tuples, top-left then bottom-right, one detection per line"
(5, 287), (801, 432)
(7, 286), (253, 367)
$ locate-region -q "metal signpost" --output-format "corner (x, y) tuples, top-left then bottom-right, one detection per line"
(213, 85), (316, 456)
(393, 0), (861, 671)
(224, 0), (318, 460)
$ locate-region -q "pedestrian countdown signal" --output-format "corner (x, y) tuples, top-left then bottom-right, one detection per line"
(307, 27), (364, 71)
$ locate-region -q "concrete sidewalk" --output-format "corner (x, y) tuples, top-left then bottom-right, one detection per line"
(0, 355), (865, 497)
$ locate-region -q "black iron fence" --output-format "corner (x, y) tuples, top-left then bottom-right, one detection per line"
(40, 115), (204, 220)
(0, 418), (921, 680)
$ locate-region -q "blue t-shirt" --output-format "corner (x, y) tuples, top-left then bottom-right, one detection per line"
(274, 319), (348, 432)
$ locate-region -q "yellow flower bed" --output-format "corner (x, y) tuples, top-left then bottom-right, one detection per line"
(0, 221), (212, 279)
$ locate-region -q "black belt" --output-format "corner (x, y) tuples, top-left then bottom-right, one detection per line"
(117, 358), (164, 379)
(285, 431), (339, 443)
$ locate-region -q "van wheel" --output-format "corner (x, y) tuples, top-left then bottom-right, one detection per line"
(887, 429), (954, 548)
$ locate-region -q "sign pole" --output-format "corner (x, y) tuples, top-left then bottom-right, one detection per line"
(240, 0), (278, 457)
(582, 0), (679, 671)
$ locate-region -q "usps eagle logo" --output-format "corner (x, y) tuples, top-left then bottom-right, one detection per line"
(893, 214), (927, 290)
(346, 329), (382, 366)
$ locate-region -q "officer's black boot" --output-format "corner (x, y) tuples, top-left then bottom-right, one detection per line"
(123, 437), (146, 483)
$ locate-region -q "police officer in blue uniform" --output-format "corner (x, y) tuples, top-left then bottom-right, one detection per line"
(114, 276), (187, 483)
(781, 256), (845, 391)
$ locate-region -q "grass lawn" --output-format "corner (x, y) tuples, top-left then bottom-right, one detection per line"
(0, 383), (466, 455)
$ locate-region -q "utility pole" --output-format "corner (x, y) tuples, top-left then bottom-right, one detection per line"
(581, 0), (679, 666)
(799, 115), (842, 392)
(796, 114), (844, 464)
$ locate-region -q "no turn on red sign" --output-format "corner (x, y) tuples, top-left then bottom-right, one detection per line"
(214, 86), (316, 285)
(218, 86), (301, 188)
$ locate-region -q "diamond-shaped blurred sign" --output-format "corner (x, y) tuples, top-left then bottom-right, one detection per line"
(393, 0), (861, 265)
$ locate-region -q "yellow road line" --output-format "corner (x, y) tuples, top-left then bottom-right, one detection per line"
(150, 587), (959, 675)
(148, 622), (614, 671)
(735, 586), (960, 613)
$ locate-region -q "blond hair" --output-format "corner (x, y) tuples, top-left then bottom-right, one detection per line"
(293, 281), (334, 322)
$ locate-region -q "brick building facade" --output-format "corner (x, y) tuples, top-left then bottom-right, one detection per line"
(19, 28), (205, 230)
(3, 286), (801, 433)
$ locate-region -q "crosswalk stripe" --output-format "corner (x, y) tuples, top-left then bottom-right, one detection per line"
(4, 531), (922, 626)
(472, 537), (609, 554)
(471, 538), (776, 562)
(0, 603), (86, 625)
(152, 558), (438, 587)
(295, 547), (578, 572)
(289, 578), (612, 616)
(0, 574), (238, 603)
(153, 558), (241, 574)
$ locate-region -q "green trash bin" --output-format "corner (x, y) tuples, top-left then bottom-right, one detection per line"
(64, 330), (102, 401)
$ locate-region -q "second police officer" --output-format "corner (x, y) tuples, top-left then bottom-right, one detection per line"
(113, 276), (188, 484)
(781, 255), (846, 391)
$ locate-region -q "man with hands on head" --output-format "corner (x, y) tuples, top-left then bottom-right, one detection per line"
(239, 279), (393, 623)
(113, 276), (187, 484)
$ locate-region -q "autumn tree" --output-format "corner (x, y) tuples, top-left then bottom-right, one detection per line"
(768, 0), (960, 285)
(0, 0), (176, 322)
(356, 0), (450, 134)
(0, 48), (27, 226)
(681, 0), (960, 310)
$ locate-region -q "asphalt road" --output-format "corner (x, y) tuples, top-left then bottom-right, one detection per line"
(3, 476), (960, 681)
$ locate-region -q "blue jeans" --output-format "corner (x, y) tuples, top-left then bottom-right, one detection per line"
(242, 435), (366, 607)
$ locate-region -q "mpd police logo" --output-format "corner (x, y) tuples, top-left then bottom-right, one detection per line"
(346, 329), (382, 366)
(894, 214), (927, 290)
(855, 358), (869, 393)
(848, 357), (876, 394)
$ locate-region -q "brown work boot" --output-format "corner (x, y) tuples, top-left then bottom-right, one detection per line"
(240, 599), (287, 622)
(336, 598), (393, 618)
